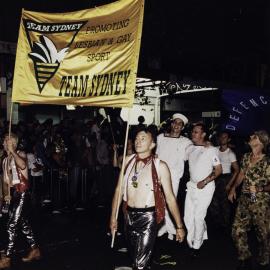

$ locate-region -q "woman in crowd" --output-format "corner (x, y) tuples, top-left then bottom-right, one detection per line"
(228, 130), (270, 270)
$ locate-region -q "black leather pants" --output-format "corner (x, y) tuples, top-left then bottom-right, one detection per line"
(6, 190), (37, 257)
(126, 206), (158, 270)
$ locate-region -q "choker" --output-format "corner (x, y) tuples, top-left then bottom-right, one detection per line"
(136, 155), (153, 165)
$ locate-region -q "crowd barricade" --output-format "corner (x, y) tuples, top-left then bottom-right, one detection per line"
(28, 166), (98, 212)
(81, 169), (88, 204)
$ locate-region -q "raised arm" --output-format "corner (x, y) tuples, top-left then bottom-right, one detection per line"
(7, 138), (27, 170)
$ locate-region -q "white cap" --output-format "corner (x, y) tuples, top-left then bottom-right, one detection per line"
(172, 113), (188, 125)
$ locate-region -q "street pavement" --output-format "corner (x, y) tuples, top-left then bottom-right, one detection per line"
(0, 200), (240, 270)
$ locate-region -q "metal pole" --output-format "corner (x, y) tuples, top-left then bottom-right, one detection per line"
(111, 108), (131, 248)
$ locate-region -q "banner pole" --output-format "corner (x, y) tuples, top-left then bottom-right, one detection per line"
(7, 102), (14, 204)
(8, 102), (13, 138)
(111, 108), (131, 248)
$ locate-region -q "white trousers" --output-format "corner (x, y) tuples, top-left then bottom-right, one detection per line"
(184, 181), (215, 249)
(158, 170), (181, 239)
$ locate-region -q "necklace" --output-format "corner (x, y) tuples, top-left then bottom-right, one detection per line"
(131, 159), (152, 188)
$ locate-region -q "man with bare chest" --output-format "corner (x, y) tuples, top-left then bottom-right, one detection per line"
(0, 133), (41, 269)
(110, 127), (185, 270)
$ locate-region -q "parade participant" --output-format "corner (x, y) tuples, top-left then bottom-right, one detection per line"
(156, 113), (192, 239)
(228, 130), (270, 270)
(184, 123), (222, 257)
(110, 127), (185, 270)
(209, 131), (239, 230)
(27, 142), (44, 209)
(0, 142), (7, 215)
(0, 133), (41, 269)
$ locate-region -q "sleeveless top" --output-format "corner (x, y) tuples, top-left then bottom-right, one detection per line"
(122, 154), (165, 224)
(2, 152), (29, 193)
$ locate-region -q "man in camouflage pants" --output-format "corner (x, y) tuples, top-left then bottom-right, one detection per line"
(228, 130), (270, 270)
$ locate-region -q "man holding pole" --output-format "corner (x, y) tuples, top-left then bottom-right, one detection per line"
(110, 127), (185, 270)
(0, 133), (41, 268)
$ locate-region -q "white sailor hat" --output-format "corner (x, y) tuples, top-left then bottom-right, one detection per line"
(172, 113), (188, 126)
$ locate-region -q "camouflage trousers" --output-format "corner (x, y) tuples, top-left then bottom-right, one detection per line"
(232, 193), (270, 265)
(208, 174), (232, 228)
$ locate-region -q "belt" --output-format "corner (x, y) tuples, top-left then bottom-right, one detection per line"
(127, 206), (155, 212)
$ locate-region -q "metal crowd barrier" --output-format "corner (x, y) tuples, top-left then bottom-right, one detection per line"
(28, 167), (97, 212)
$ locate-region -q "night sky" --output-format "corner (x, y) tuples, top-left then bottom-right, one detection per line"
(1, 0), (270, 85)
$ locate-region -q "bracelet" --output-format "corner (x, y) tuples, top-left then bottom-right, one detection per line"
(203, 180), (207, 185)
(176, 225), (184, 230)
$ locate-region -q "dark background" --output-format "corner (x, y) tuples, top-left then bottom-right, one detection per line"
(1, 0), (270, 87)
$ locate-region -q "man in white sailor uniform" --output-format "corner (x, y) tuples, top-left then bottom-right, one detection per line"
(184, 123), (222, 257)
(156, 113), (192, 240)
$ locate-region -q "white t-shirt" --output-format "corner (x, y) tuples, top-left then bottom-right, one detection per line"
(216, 147), (237, 174)
(10, 158), (20, 185)
(187, 145), (220, 183)
(156, 134), (192, 180)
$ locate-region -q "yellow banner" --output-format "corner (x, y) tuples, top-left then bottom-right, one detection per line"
(12, 0), (144, 108)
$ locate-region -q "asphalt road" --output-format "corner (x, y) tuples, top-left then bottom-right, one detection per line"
(0, 199), (242, 270)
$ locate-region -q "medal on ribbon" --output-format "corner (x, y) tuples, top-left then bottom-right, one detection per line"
(132, 175), (138, 188)
(131, 157), (152, 189)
